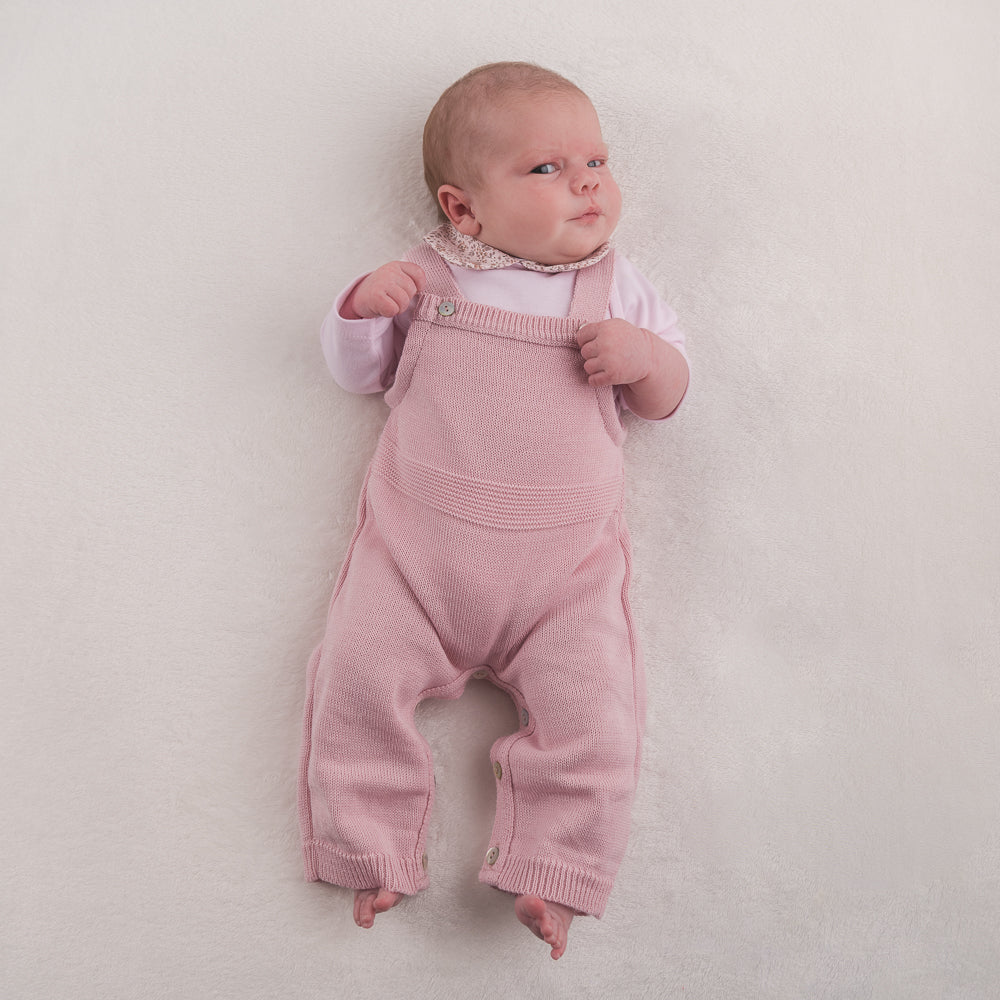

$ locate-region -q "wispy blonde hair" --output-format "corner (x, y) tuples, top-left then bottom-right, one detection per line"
(422, 62), (587, 217)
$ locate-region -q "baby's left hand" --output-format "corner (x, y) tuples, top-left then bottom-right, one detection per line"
(577, 319), (654, 388)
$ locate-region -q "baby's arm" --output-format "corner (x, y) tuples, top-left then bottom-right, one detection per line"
(341, 261), (426, 319)
(577, 320), (689, 420)
(321, 261), (424, 394)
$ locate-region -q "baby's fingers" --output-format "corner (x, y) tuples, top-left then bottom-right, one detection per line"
(380, 263), (425, 313)
(364, 273), (420, 317)
(576, 322), (600, 347)
(379, 278), (419, 316)
(397, 261), (426, 293)
(363, 286), (405, 317)
(583, 357), (615, 387)
(586, 368), (614, 387)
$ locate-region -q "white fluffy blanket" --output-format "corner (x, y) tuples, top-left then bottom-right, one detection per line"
(3, 1), (998, 996)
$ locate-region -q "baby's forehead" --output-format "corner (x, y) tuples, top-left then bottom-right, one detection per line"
(476, 87), (589, 121)
(463, 89), (595, 146)
(440, 85), (599, 186)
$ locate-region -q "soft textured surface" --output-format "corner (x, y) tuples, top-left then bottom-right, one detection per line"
(3, 1), (998, 997)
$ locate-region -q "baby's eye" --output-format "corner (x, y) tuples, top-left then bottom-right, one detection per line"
(531, 163), (558, 174)
(588, 158), (606, 168)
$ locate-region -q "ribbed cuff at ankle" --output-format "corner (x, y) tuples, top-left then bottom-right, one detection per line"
(304, 839), (429, 896)
(478, 852), (612, 918)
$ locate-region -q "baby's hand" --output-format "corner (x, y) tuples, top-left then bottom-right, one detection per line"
(344, 261), (426, 319)
(577, 319), (654, 387)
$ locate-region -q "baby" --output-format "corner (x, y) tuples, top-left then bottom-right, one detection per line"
(298, 61), (689, 961)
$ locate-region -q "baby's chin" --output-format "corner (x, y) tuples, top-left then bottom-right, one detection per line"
(484, 230), (611, 267)
(537, 241), (610, 267)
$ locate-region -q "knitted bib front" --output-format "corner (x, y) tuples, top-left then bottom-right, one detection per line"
(371, 241), (625, 531)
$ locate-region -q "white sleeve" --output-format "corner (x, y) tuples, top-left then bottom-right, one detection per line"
(608, 255), (689, 418)
(319, 274), (413, 395)
(609, 255), (688, 362)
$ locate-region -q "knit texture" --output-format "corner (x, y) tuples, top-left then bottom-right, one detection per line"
(298, 243), (644, 917)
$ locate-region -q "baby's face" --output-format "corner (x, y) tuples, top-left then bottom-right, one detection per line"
(458, 93), (621, 266)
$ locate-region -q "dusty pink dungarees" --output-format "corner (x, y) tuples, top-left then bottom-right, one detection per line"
(299, 243), (644, 917)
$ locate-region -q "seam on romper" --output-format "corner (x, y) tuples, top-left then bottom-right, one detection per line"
(485, 674), (532, 869)
(617, 510), (644, 783)
(383, 311), (431, 408)
(299, 471), (375, 866)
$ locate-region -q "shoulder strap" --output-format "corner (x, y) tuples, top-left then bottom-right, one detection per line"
(567, 251), (615, 323)
(404, 242), (464, 299)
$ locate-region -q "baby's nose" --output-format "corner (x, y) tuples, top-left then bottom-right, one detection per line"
(572, 167), (599, 193)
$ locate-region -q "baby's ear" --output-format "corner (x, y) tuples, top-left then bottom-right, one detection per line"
(437, 185), (481, 236)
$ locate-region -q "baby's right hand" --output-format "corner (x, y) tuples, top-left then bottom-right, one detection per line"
(344, 261), (426, 319)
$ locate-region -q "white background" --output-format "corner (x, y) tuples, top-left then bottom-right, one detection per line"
(3, 1), (998, 996)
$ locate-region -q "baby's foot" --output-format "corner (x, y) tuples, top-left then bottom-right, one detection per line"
(353, 888), (402, 929)
(514, 895), (575, 960)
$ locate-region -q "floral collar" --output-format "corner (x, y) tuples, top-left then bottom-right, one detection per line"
(423, 222), (612, 273)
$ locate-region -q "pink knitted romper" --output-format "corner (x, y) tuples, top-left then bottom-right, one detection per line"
(298, 242), (644, 918)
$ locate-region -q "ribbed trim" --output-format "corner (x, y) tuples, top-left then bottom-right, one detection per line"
(305, 839), (429, 896)
(373, 439), (623, 530)
(479, 853), (613, 918)
(412, 295), (585, 346)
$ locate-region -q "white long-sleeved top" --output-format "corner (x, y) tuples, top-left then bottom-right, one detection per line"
(320, 253), (687, 415)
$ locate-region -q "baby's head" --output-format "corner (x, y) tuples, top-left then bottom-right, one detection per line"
(422, 62), (621, 267)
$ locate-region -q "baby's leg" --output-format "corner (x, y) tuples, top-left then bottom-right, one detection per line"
(480, 518), (642, 919)
(514, 896), (575, 960)
(299, 497), (458, 899)
(353, 888), (403, 929)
